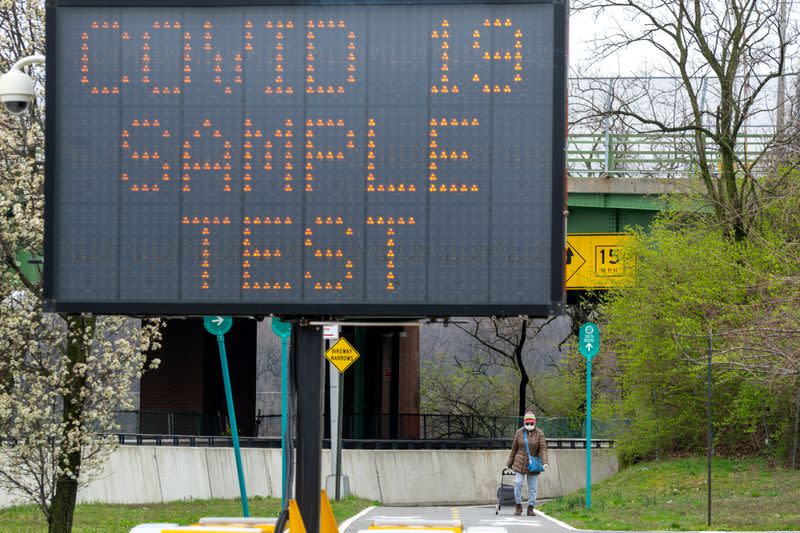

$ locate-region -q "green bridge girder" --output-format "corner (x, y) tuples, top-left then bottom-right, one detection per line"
(567, 193), (660, 233)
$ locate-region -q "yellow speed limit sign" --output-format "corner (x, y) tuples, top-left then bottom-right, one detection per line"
(566, 233), (634, 290)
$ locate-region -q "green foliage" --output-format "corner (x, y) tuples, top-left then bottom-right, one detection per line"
(597, 191), (800, 464)
(0, 496), (376, 533)
(540, 457), (800, 530)
(530, 368), (584, 419)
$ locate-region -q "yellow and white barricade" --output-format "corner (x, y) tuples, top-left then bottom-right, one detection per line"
(130, 491), (338, 533)
(369, 518), (462, 533)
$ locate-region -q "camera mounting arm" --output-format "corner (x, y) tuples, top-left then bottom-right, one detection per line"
(0, 54), (45, 115)
(11, 54), (45, 72)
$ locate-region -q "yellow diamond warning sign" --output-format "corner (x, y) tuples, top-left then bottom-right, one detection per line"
(325, 337), (360, 373)
(566, 233), (634, 290)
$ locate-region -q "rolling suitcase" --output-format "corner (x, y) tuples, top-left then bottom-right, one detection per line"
(495, 468), (516, 514)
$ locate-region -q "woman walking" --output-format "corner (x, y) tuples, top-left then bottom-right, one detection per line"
(506, 410), (548, 516)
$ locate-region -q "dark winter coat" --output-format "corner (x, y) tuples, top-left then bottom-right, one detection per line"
(506, 427), (548, 474)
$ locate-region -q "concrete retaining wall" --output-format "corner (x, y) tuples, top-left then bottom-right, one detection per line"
(0, 447), (617, 508)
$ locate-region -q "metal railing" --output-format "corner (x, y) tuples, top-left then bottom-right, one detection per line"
(118, 411), (629, 440)
(567, 131), (773, 178)
(115, 409), (225, 436)
(114, 433), (615, 450)
(256, 413), (628, 440)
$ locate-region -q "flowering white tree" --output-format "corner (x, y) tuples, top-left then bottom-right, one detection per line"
(0, 2), (163, 532)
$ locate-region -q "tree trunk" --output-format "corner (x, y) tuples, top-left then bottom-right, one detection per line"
(48, 315), (90, 533)
(518, 371), (529, 419)
(515, 319), (530, 418)
(48, 450), (81, 533)
(720, 144), (746, 241)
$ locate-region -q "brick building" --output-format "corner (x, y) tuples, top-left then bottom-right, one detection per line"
(139, 318), (420, 439)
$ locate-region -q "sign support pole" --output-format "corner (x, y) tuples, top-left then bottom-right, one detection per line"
(578, 321), (600, 510)
(707, 326), (713, 528)
(205, 316), (248, 517)
(216, 333), (250, 517)
(328, 343), (339, 497)
(281, 333), (289, 510)
(294, 324), (324, 533)
(585, 357), (592, 509)
(271, 318), (292, 510)
(336, 370), (344, 501)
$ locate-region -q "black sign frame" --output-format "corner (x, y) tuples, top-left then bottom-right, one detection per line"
(44, 0), (567, 318)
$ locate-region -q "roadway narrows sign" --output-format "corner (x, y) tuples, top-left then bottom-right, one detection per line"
(325, 337), (360, 373)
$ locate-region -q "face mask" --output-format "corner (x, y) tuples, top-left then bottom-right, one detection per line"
(524, 423), (535, 431)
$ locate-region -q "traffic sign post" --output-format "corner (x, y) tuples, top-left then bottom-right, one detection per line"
(271, 318), (292, 510)
(324, 336), (359, 500)
(293, 325), (325, 533)
(579, 322), (600, 509)
(203, 316), (249, 517)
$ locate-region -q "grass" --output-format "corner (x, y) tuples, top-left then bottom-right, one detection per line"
(0, 495), (376, 533)
(540, 457), (800, 531)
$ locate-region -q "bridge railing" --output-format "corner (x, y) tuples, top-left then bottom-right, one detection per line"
(567, 130), (774, 178)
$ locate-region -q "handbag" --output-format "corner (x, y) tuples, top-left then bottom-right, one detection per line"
(524, 431), (544, 473)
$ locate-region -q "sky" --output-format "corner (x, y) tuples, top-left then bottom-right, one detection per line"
(568, 3), (800, 77)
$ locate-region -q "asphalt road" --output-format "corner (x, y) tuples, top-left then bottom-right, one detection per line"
(340, 504), (800, 533)
(341, 503), (573, 533)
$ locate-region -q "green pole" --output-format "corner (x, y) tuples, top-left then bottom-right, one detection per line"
(216, 334), (250, 517)
(586, 358), (592, 509)
(270, 318), (292, 510)
(280, 335), (289, 510)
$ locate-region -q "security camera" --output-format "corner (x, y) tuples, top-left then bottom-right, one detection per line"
(0, 54), (44, 116)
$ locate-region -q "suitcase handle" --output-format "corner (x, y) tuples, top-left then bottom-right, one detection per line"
(502, 468), (515, 476)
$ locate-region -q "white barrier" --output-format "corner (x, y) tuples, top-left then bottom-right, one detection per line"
(0, 447), (618, 508)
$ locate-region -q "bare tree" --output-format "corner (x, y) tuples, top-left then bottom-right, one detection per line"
(574, 0), (796, 240)
(453, 317), (556, 418)
(420, 352), (519, 438)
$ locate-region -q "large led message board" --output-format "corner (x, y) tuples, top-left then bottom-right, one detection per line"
(45, 0), (567, 317)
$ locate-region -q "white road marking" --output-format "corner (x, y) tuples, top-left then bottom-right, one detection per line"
(480, 518), (543, 528)
(339, 506), (377, 533)
(531, 511), (578, 531)
(369, 516), (424, 521)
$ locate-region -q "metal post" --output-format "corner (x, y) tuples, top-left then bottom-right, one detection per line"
(294, 324), (324, 533)
(602, 79), (616, 176)
(777, 0), (788, 137)
(707, 326), (713, 528)
(585, 358), (592, 509)
(271, 317), (292, 510)
(353, 327), (366, 438)
(216, 335), (250, 517)
(335, 371), (344, 501)
(280, 334), (290, 509)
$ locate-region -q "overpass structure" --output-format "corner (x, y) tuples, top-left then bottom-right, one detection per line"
(565, 73), (777, 234)
(565, 129), (772, 234)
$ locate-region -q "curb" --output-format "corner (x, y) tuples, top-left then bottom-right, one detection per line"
(340, 505), (377, 533)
